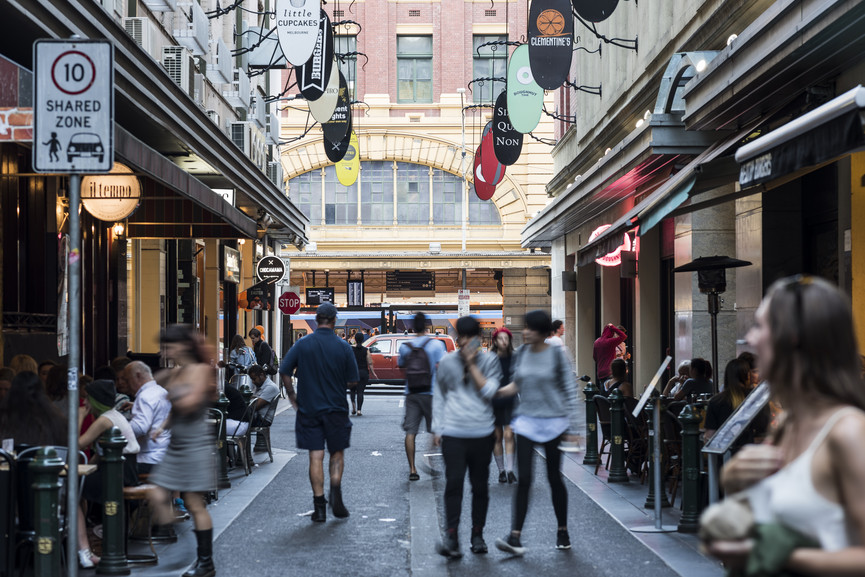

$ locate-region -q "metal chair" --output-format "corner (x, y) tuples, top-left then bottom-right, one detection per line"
(226, 402), (257, 476)
(250, 396), (280, 464)
(593, 396), (613, 475)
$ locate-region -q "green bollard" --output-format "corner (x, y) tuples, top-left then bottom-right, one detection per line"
(582, 380), (600, 466)
(643, 398), (671, 509)
(607, 388), (629, 483)
(678, 404), (702, 533)
(31, 448), (64, 577)
(97, 426), (130, 575)
(216, 391), (232, 489)
(239, 382), (253, 405)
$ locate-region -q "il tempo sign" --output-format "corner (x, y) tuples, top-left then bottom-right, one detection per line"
(33, 39), (114, 174)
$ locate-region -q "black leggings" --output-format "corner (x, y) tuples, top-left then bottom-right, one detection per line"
(442, 434), (495, 532)
(349, 374), (369, 410)
(512, 434), (568, 532)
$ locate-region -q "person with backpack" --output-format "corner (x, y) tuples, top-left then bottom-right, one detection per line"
(249, 327), (277, 375)
(397, 312), (447, 481)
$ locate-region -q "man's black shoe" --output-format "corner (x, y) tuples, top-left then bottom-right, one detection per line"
(470, 533), (488, 554)
(330, 485), (349, 518)
(498, 471), (507, 483)
(507, 471), (517, 484)
(436, 532), (463, 559)
(311, 497), (327, 522)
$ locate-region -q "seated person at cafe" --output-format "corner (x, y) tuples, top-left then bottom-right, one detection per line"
(0, 370), (66, 447)
(601, 359), (633, 398)
(126, 361), (171, 475)
(247, 365), (280, 427)
(224, 381), (250, 437)
(662, 360), (690, 397)
(673, 357), (714, 401)
(704, 358), (768, 451)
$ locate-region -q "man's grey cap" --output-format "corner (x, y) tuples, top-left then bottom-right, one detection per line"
(316, 302), (338, 318)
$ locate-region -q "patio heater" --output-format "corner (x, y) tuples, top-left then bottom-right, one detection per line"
(672, 256), (752, 393)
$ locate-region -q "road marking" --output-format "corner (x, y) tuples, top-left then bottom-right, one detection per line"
(399, 398), (405, 408)
(409, 467), (448, 577)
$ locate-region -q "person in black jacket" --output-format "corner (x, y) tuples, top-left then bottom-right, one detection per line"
(249, 328), (274, 373)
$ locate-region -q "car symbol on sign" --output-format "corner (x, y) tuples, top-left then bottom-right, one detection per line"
(67, 132), (104, 163)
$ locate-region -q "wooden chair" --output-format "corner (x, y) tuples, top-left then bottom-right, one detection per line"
(122, 484), (158, 566)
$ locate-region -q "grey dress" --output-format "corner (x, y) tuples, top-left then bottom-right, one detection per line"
(150, 408), (217, 493)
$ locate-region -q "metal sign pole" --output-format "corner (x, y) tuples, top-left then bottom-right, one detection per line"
(67, 173), (81, 577)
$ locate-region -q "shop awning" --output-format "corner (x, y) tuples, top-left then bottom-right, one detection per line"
(576, 127), (753, 266)
(115, 126), (258, 239)
(736, 85), (865, 188)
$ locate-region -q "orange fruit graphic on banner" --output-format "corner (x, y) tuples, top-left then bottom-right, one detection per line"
(537, 9), (565, 36)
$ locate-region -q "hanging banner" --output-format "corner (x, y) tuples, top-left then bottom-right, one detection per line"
(323, 111), (353, 163)
(473, 144), (496, 201)
(275, 0), (321, 67)
(321, 71), (351, 144)
(239, 280), (274, 311)
(492, 91), (523, 165)
(506, 45), (544, 134)
(479, 121), (506, 185)
(297, 10), (334, 101)
(528, 0), (574, 90)
(336, 131), (360, 185)
(572, 0), (619, 22)
(308, 60), (340, 122)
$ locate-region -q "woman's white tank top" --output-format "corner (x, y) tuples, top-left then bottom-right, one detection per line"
(748, 407), (861, 551)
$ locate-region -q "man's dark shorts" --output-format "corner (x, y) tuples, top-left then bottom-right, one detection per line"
(403, 393), (433, 434)
(296, 411), (352, 453)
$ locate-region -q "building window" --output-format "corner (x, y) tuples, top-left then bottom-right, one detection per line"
(396, 163), (430, 225)
(469, 192), (501, 224)
(334, 36), (357, 100)
(472, 35), (507, 104)
(292, 170), (321, 224)
(324, 165), (358, 224)
(432, 170), (463, 224)
(360, 161), (394, 224)
(397, 36), (432, 103)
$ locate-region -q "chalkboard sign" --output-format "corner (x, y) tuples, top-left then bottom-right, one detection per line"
(386, 271), (435, 292)
(306, 287), (335, 305)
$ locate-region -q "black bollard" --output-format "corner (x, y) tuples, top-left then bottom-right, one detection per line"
(31, 448), (64, 577)
(607, 388), (629, 483)
(216, 391), (232, 489)
(98, 426), (131, 575)
(677, 404), (702, 533)
(239, 382), (254, 405)
(643, 398), (671, 509)
(582, 379), (600, 466)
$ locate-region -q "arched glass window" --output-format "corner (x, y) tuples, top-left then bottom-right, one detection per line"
(292, 169), (321, 223)
(324, 165), (357, 224)
(360, 161), (393, 224)
(396, 163), (430, 225)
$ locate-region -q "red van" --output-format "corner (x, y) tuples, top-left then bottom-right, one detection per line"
(364, 334), (456, 385)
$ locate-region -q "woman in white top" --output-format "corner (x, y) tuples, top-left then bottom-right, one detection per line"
(709, 276), (865, 574)
(77, 379), (141, 568)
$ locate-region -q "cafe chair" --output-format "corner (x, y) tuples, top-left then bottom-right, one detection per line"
(250, 396), (280, 465)
(593, 396), (613, 475)
(623, 397), (649, 480)
(226, 402), (257, 476)
(122, 484), (159, 566)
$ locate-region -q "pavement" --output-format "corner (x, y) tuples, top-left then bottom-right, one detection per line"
(97, 390), (723, 577)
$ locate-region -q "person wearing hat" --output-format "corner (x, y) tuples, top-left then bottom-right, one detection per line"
(491, 327), (517, 484)
(77, 379), (141, 568)
(279, 302), (359, 522)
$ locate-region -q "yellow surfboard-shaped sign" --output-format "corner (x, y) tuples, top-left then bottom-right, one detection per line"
(336, 131), (360, 186)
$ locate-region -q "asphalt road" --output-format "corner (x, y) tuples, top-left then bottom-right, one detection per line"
(211, 393), (680, 577)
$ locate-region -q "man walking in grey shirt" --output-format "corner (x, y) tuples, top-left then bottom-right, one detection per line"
(432, 316), (502, 558)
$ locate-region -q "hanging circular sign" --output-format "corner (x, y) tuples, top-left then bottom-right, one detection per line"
(492, 91), (523, 166)
(296, 10), (334, 101)
(256, 256), (286, 283)
(336, 131), (360, 186)
(323, 110), (353, 162)
(479, 120), (506, 185)
(81, 162), (141, 221)
(308, 60), (340, 122)
(473, 144), (496, 201)
(506, 45), (544, 134)
(275, 0), (322, 66)
(321, 71), (351, 144)
(572, 0), (619, 23)
(588, 224), (633, 267)
(528, 0), (574, 90)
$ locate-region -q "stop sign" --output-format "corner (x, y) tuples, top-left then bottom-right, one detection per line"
(279, 291), (301, 315)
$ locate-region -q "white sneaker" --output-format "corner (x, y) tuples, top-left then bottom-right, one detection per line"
(78, 549), (95, 569)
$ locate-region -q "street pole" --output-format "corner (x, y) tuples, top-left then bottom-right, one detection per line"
(457, 88), (468, 295)
(67, 173), (82, 577)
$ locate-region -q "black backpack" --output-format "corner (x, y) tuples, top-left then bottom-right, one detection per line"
(404, 339), (433, 393)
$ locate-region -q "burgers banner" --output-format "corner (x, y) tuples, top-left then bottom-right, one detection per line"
(297, 10), (334, 101)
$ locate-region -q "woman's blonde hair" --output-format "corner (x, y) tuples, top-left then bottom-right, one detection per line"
(9, 354), (38, 375)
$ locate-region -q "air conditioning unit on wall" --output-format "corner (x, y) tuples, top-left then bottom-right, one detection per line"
(174, 2), (209, 55)
(124, 17), (157, 57)
(162, 46), (195, 96)
(267, 161), (284, 188)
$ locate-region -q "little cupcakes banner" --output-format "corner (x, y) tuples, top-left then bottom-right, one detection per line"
(275, 0), (321, 66)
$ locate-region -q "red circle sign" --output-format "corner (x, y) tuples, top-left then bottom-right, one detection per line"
(279, 291), (301, 315)
(51, 50), (97, 95)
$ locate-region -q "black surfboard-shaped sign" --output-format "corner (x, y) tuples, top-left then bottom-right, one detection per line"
(323, 107), (353, 163)
(321, 71), (351, 144)
(572, 0), (619, 23)
(296, 10), (334, 101)
(492, 92), (523, 166)
(528, 0), (574, 90)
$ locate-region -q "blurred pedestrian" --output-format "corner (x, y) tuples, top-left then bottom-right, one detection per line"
(350, 332), (377, 416)
(546, 320), (565, 348)
(279, 303), (358, 522)
(709, 276), (865, 574)
(398, 312), (447, 481)
(491, 327), (517, 483)
(593, 324), (627, 384)
(495, 310), (579, 556)
(433, 316), (502, 558)
(149, 325), (218, 577)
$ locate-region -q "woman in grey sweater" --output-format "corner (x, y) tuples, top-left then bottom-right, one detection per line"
(495, 310), (579, 556)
